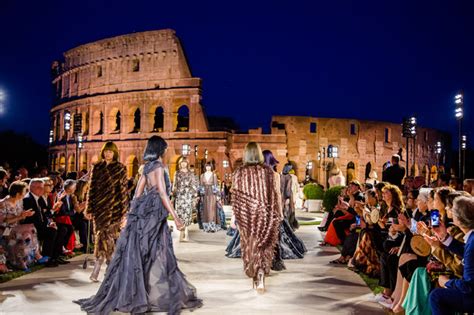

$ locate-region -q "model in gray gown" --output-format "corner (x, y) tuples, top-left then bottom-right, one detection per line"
(74, 160), (202, 315)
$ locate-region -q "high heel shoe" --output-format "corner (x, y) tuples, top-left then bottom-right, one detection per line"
(256, 269), (265, 294)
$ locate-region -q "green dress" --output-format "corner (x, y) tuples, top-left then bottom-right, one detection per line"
(402, 267), (432, 315)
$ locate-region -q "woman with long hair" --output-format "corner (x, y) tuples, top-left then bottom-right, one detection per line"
(263, 151), (306, 261)
(172, 157), (199, 242)
(231, 142), (281, 293)
(75, 136), (202, 314)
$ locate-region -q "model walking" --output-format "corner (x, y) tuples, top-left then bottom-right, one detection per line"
(84, 142), (129, 282)
(231, 142), (281, 293)
(172, 158), (198, 242)
(199, 163), (221, 232)
(75, 136), (202, 315)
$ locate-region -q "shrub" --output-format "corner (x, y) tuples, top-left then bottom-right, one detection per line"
(323, 185), (344, 212)
(303, 183), (324, 200)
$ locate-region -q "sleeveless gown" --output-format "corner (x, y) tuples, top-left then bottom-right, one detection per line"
(74, 160), (202, 315)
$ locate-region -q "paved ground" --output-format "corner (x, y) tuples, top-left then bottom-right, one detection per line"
(0, 212), (384, 315)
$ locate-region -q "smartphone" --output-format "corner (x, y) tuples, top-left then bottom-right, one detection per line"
(431, 209), (440, 227)
(355, 215), (361, 227)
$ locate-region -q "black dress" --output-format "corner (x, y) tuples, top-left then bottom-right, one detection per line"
(226, 219), (307, 259)
(75, 160), (202, 315)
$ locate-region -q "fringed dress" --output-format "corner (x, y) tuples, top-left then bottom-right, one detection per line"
(231, 164), (281, 278)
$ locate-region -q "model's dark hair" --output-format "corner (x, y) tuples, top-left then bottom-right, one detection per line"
(282, 163), (293, 175)
(143, 136), (168, 162)
(204, 162), (214, 171)
(262, 150), (279, 171)
(100, 141), (119, 161)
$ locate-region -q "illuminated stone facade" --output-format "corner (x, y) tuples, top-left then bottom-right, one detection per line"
(49, 30), (449, 185)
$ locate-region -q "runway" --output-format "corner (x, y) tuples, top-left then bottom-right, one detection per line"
(0, 219), (384, 315)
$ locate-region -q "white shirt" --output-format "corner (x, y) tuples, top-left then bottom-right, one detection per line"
(442, 229), (474, 247)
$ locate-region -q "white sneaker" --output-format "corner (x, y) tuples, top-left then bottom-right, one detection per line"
(376, 295), (393, 309)
(373, 293), (390, 303)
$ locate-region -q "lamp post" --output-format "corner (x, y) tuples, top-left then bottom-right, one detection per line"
(461, 135), (467, 180)
(64, 110), (71, 172)
(0, 89), (5, 115)
(76, 134), (83, 171)
(223, 160), (229, 181)
(402, 116), (417, 176)
(454, 92), (464, 180)
(435, 141), (443, 167)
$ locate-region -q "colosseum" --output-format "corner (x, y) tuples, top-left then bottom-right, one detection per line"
(48, 29), (450, 186)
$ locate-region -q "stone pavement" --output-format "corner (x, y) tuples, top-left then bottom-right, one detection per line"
(0, 220), (385, 315)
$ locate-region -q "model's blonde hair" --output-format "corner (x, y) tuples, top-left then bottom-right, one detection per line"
(243, 142), (264, 165)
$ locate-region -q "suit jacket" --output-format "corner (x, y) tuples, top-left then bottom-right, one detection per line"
(432, 225), (465, 278)
(56, 195), (75, 217)
(446, 231), (474, 295)
(23, 192), (47, 229)
(382, 164), (406, 188)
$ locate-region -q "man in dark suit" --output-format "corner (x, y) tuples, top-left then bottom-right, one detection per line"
(23, 179), (67, 267)
(382, 154), (406, 188)
(429, 196), (474, 315)
(53, 179), (76, 259)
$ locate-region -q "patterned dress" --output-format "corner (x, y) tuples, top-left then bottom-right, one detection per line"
(173, 171), (198, 227)
(200, 172), (221, 233)
(0, 197), (40, 269)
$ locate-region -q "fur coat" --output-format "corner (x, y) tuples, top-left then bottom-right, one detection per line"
(86, 160), (129, 259)
(232, 164), (282, 278)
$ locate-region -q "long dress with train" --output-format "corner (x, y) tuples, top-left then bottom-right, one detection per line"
(74, 160), (202, 315)
(226, 219), (307, 259)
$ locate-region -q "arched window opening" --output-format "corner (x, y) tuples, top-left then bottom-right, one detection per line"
(176, 105), (189, 132)
(132, 108), (141, 133)
(115, 111), (121, 132)
(153, 107), (164, 132)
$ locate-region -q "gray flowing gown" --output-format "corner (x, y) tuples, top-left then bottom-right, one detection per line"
(74, 160), (202, 315)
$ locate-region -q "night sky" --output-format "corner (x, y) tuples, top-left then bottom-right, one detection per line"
(0, 0), (473, 148)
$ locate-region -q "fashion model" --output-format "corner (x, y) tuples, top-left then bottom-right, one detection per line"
(75, 136), (202, 314)
(84, 142), (129, 282)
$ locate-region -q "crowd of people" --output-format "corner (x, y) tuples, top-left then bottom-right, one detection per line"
(0, 165), (92, 271)
(1, 143), (473, 315)
(318, 153), (474, 315)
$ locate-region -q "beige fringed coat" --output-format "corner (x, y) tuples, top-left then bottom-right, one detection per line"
(232, 164), (282, 278)
(86, 160), (129, 261)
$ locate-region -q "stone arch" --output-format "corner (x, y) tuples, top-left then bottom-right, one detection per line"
(151, 106), (164, 132)
(168, 154), (182, 180)
(59, 155), (66, 171)
(108, 108), (121, 133)
(430, 165), (438, 184)
(422, 164), (430, 184)
(80, 153), (88, 171)
(128, 107), (141, 133)
(68, 154), (75, 172)
(176, 105), (189, 132)
(92, 111), (104, 135)
(411, 163), (419, 177)
(347, 161), (356, 183)
(126, 155), (139, 178)
(365, 162), (372, 180)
